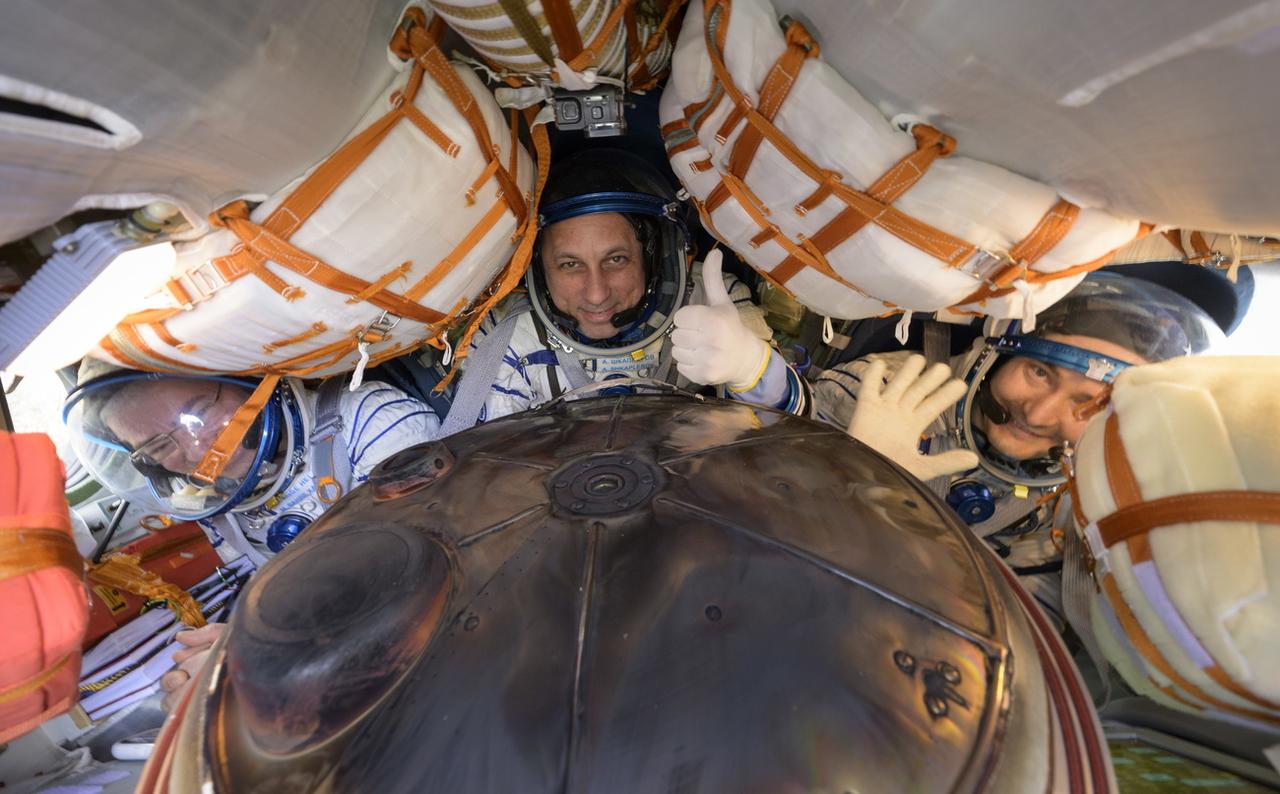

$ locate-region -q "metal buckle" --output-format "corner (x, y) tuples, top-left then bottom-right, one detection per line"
(965, 249), (1015, 282)
(368, 311), (401, 336)
(173, 261), (229, 308)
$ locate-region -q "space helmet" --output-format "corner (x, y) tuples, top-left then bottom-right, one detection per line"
(956, 271), (1223, 487)
(63, 359), (302, 520)
(525, 148), (691, 357)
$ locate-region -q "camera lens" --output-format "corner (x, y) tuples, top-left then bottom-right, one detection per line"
(558, 100), (580, 123)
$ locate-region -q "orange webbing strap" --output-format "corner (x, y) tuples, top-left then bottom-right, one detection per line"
(699, 0), (974, 271)
(507, 108), (521, 180)
(1071, 385), (1113, 425)
(623, 2), (649, 87)
(405, 199), (513, 303)
(767, 124), (958, 285)
(262, 322), (329, 354)
(1097, 491), (1280, 548)
(103, 322), (227, 375)
(1010, 199), (1081, 267)
(1163, 229), (1187, 257)
(127, 8), (498, 342)
(246, 330), (380, 377)
(148, 321), (195, 354)
(403, 12), (527, 226)
(437, 118), (551, 392)
(543, 0), (585, 62)
(659, 118), (686, 139)
(208, 203), (445, 326)
(466, 157), (502, 206)
(1100, 573), (1280, 724)
(191, 373), (280, 486)
(714, 174), (853, 290)
(975, 198), (1081, 291)
(724, 18), (819, 180)
(120, 307), (184, 327)
(0, 528), (83, 584)
(88, 553), (206, 629)
(1096, 411), (1280, 720)
(346, 262), (413, 305)
(0, 652), (76, 706)
(957, 222), (1154, 308)
(210, 235), (304, 301)
(566, 0), (637, 73)
(119, 11), (450, 329)
(1035, 221), (1152, 280)
(207, 83), (442, 301)
(631, 0), (688, 91)
(1190, 230), (1211, 257)
(1103, 413), (1142, 508)
(1062, 463), (1089, 530)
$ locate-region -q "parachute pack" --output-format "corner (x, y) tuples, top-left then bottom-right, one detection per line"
(96, 9), (533, 383)
(90, 7), (548, 488)
(1070, 356), (1280, 733)
(427, 0), (682, 88)
(659, 0), (1145, 326)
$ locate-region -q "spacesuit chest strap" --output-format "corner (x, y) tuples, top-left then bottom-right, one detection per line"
(552, 348), (592, 391)
(309, 378), (353, 504)
(439, 296), (532, 437)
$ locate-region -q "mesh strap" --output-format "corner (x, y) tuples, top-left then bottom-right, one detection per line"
(439, 297), (531, 437)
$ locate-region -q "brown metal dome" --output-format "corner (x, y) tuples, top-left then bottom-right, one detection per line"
(146, 395), (1113, 793)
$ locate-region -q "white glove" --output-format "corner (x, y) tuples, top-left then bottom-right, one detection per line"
(671, 249), (771, 390)
(847, 354), (979, 481)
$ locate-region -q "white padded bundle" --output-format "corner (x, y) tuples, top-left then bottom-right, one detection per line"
(659, 0), (1141, 322)
(94, 56), (533, 377)
(1110, 230), (1280, 271)
(427, 0), (674, 83)
(1073, 356), (1280, 733)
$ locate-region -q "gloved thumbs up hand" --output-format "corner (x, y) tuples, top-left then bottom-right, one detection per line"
(671, 249), (771, 390)
(847, 355), (979, 481)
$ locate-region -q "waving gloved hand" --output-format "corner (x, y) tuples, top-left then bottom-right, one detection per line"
(671, 249), (771, 390)
(848, 354), (979, 481)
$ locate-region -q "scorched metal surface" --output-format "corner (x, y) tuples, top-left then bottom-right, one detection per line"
(151, 395), (1112, 793)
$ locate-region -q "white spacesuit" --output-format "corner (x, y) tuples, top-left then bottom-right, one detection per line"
(64, 365), (440, 565)
(442, 147), (808, 435)
(813, 273), (1222, 623)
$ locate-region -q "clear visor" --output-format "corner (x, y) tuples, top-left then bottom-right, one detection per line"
(64, 374), (282, 519)
(528, 192), (690, 358)
(957, 344), (1082, 488)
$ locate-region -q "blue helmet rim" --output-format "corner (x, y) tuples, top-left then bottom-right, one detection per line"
(538, 191), (686, 235)
(988, 335), (1131, 383)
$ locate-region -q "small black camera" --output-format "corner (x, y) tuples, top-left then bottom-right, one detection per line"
(551, 85), (625, 138)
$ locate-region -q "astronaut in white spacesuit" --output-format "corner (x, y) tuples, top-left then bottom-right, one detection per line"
(812, 273), (1221, 623)
(63, 360), (441, 708)
(440, 148), (809, 435)
(64, 361), (441, 566)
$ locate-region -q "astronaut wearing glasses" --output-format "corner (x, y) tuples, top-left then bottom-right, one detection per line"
(63, 358), (440, 567)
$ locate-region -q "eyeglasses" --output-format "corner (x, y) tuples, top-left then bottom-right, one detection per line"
(127, 384), (223, 470)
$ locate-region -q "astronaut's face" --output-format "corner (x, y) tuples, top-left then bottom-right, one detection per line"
(101, 378), (257, 480)
(540, 212), (646, 340)
(978, 334), (1144, 460)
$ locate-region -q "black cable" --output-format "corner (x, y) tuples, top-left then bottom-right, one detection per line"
(90, 499), (130, 564)
(0, 384), (12, 433)
(1012, 559), (1065, 576)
